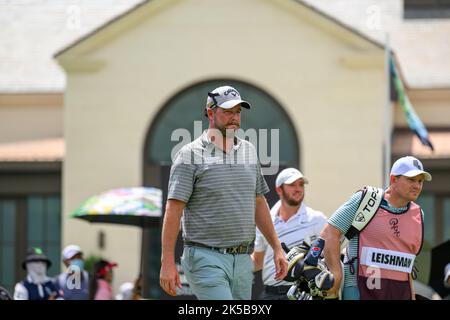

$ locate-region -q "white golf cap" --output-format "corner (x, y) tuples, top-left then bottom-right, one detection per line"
(275, 168), (308, 187)
(205, 86), (251, 115)
(62, 244), (82, 261)
(390, 156), (432, 181)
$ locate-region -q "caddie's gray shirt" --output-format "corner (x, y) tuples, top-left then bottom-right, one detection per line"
(168, 131), (270, 248)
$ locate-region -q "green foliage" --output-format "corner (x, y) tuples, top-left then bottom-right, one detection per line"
(84, 254), (105, 274)
(415, 240), (432, 284)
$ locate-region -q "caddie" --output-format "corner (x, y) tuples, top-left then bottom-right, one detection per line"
(251, 168), (327, 300)
(321, 156), (432, 300)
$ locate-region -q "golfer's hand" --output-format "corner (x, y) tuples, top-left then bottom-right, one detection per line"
(273, 247), (288, 281)
(160, 260), (182, 296)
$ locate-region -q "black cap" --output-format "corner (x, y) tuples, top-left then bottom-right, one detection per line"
(22, 247), (52, 270)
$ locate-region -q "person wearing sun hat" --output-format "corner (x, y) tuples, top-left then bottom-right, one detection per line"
(321, 155), (432, 300)
(14, 247), (61, 300)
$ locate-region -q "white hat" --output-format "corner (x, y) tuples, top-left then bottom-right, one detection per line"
(275, 168), (308, 187)
(390, 156), (432, 181)
(205, 86), (251, 115)
(116, 282), (134, 300)
(62, 245), (82, 261)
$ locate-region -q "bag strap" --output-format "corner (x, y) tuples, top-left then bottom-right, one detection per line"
(339, 186), (384, 251)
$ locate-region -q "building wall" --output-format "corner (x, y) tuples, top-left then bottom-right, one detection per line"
(0, 94), (63, 143)
(59, 0), (385, 292)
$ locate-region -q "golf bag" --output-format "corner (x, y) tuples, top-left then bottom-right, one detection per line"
(283, 237), (336, 300)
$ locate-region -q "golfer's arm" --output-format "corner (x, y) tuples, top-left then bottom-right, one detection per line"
(255, 196), (281, 251)
(161, 199), (185, 264)
(251, 251), (265, 272)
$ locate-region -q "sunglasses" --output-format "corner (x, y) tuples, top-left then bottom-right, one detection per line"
(205, 92), (221, 117)
(207, 92), (221, 108)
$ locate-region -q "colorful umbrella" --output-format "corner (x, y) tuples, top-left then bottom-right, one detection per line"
(71, 187), (163, 298)
(71, 187), (162, 228)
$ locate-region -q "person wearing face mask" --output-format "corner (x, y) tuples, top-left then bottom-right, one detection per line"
(14, 247), (61, 300)
(53, 244), (89, 300)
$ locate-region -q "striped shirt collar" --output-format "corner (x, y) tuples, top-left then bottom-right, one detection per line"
(201, 130), (243, 151)
(381, 188), (410, 213)
(381, 198), (410, 214)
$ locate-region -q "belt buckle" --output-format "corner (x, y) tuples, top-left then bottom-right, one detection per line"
(228, 246), (239, 254)
(223, 244), (252, 255)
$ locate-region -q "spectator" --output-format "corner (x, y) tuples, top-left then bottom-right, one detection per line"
(115, 282), (133, 300)
(54, 244), (89, 300)
(89, 260), (117, 300)
(14, 248), (61, 300)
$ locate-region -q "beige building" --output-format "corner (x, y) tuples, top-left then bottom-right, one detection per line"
(1, 0), (449, 298)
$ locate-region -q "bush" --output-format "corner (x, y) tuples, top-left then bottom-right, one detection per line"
(84, 254), (105, 274)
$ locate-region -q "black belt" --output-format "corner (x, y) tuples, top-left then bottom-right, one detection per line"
(264, 285), (292, 295)
(184, 241), (254, 255)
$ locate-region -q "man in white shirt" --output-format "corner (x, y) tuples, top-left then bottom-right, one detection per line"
(252, 168), (327, 300)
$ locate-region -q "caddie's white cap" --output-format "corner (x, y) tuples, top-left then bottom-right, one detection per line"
(205, 86), (251, 115)
(275, 168), (308, 187)
(62, 244), (82, 261)
(390, 156), (432, 181)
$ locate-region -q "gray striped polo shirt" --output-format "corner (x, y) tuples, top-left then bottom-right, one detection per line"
(328, 190), (422, 289)
(168, 131), (270, 248)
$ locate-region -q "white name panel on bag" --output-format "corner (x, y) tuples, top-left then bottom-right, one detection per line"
(361, 247), (416, 273)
